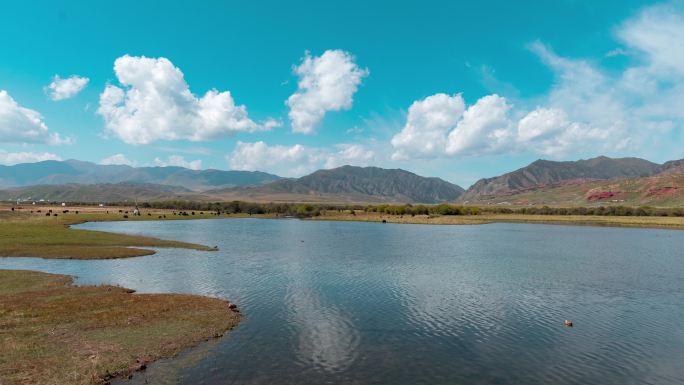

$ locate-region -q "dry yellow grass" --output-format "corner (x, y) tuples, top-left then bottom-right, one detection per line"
(0, 270), (240, 385)
(313, 211), (684, 229)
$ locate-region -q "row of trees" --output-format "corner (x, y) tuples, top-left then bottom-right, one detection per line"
(24, 200), (684, 218)
(367, 203), (684, 217)
(137, 201), (336, 217)
(483, 205), (684, 217)
(365, 204), (480, 216)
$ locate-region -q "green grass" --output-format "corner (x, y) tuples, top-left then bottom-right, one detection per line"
(0, 211), (216, 259)
(0, 269), (239, 385)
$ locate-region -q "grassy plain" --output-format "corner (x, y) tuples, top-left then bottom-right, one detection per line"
(0, 206), (219, 259)
(313, 210), (684, 229)
(0, 270), (239, 385)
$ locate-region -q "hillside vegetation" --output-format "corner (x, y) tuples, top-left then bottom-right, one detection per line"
(460, 156), (664, 201)
(210, 166), (465, 203)
(463, 171), (684, 207)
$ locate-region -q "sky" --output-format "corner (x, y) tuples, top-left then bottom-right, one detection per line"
(1, 0), (684, 187)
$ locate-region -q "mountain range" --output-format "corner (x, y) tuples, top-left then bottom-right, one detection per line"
(459, 156), (684, 206)
(209, 166), (465, 203)
(0, 160), (280, 191)
(0, 161), (464, 204)
(1, 156), (684, 206)
(459, 156), (664, 201)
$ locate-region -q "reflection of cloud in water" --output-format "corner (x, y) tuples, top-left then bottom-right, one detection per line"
(285, 285), (359, 373)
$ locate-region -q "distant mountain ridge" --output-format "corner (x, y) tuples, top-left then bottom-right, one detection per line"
(0, 164), (465, 204)
(0, 160), (281, 191)
(460, 156), (665, 202)
(0, 183), (205, 203)
(3, 156), (684, 206)
(218, 165), (465, 204)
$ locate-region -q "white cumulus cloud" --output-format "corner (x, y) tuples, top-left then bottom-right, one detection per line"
(445, 94), (512, 156)
(153, 155), (202, 170)
(100, 153), (135, 166)
(390, 93), (465, 160)
(286, 50), (369, 134)
(390, 3), (684, 160)
(0, 90), (70, 144)
(228, 141), (375, 177)
(391, 93), (513, 159)
(0, 150), (62, 165)
(391, 85), (623, 159)
(45, 75), (89, 101)
(98, 55), (279, 145)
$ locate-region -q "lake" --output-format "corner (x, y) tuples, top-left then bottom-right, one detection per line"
(1, 218), (683, 384)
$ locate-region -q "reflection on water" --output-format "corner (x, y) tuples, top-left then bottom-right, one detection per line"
(285, 285), (360, 372)
(1, 219), (684, 384)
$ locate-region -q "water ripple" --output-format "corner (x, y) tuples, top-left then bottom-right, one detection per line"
(1, 219), (682, 385)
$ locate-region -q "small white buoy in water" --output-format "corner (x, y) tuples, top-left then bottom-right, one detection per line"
(564, 320), (573, 327)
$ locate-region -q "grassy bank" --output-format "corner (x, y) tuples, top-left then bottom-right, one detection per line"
(0, 270), (239, 385)
(0, 207), (218, 259)
(312, 211), (684, 229)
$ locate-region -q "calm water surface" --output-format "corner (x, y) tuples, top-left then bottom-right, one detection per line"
(1, 218), (683, 384)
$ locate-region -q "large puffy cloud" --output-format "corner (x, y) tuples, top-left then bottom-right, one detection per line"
(153, 155), (202, 170)
(45, 75), (89, 101)
(391, 93), (513, 159)
(516, 108), (613, 156)
(516, 107), (568, 142)
(0, 90), (70, 144)
(390, 93), (464, 160)
(286, 50), (369, 134)
(98, 55), (279, 145)
(445, 94), (512, 156)
(227, 141), (375, 177)
(391, 89), (622, 160)
(0, 150), (62, 165)
(228, 141), (321, 176)
(392, 2), (684, 160)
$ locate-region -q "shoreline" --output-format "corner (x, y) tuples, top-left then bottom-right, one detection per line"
(2, 205), (683, 383)
(0, 208), (220, 260)
(308, 211), (684, 230)
(0, 209), (241, 385)
(3, 205), (684, 262)
(0, 269), (240, 385)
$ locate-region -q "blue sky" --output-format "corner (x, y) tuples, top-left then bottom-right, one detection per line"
(1, 0), (683, 187)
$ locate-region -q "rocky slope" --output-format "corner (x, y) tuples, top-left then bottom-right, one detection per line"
(214, 166), (465, 204)
(460, 156), (664, 202)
